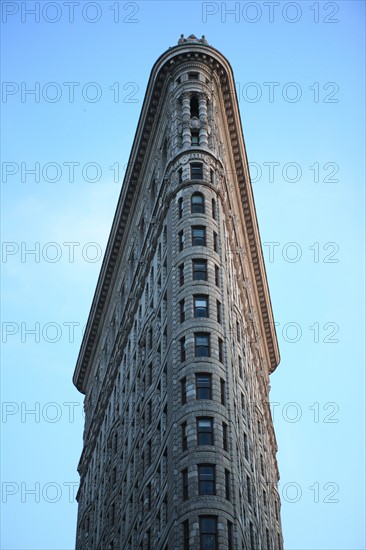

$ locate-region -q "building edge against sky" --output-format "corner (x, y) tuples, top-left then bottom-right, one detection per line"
(73, 34), (283, 549)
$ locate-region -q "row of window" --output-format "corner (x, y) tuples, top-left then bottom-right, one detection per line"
(182, 464), (231, 500)
(178, 192), (216, 218)
(178, 226), (218, 251)
(179, 259), (219, 285)
(179, 295), (221, 322)
(180, 333), (224, 362)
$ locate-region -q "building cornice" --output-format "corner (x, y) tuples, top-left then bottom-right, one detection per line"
(73, 41), (280, 394)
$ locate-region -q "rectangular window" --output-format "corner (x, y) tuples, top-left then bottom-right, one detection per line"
(247, 475), (252, 505)
(192, 259), (208, 281)
(198, 464), (215, 495)
(238, 356), (243, 379)
(179, 263), (185, 286)
(179, 299), (185, 323)
(218, 338), (224, 363)
(263, 489), (267, 510)
(178, 169), (183, 185)
(222, 422), (228, 451)
(179, 230), (184, 251)
(216, 301), (221, 324)
(220, 378), (225, 406)
(180, 337), (186, 362)
(260, 453), (265, 476)
(182, 468), (189, 500)
(244, 433), (249, 460)
(194, 295), (209, 318)
(228, 521), (233, 550)
(195, 333), (210, 357)
(211, 198), (216, 219)
(225, 469), (230, 500)
(215, 265), (219, 286)
(192, 226), (206, 246)
(191, 193), (205, 213)
(196, 373), (212, 399)
(199, 516), (217, 550)
(197, 417), (213, 446)
(181, 377), (187, 404)
(188, 72), (199, 80)
(213, 232), (218, 252)
(182, 421), (188, 451)
(191, 131), (200, 146)
(183, 520), (190, 550)
(236, 321), (241, 342)
(191, 163), (203, 180)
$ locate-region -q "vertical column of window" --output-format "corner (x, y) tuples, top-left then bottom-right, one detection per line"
(182, 93), (191, 148)
(198, 94), (208, 147)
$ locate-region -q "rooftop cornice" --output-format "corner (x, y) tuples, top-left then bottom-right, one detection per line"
(73, 40), (280, 394)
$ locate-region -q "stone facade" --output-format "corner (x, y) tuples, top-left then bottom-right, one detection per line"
(73, 35), (283, 550)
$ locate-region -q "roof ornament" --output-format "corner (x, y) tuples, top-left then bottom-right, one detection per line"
(178, 34), (209, 45)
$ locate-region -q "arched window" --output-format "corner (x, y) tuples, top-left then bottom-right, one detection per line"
(191, 192), (205, 214)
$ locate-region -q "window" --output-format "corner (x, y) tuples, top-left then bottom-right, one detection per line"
(247, 475), (252, 505)
(222, 422), (228, 451)
(225, 469), (231, 500)
(220, 378), (225, 405)
(194, 295), (208, 318)
(183, 520), (190, 550)
(218, 338), (224, 363)
(260, 453), (265, 476)
(179, 263), (185, 286)
(191, 130), (200, 146)
(210, 170), (215, 185)
(190, 95), (199, 118)
(192, 226), (206, 246)
(178, 169), (183, 185)
(213, 232), (218, 252)
(182, 468), (189, 500)
(263, 489), (267, 510)
(191, 191), (204, 212)
(216, 301), (221, 324)
(239, 356), (243, 379)
(179, 230), (184, 251)
(196, 373), (212, 399)
(228, 521), (233, 550)
(188, 72), (199, 81)
(199, 516), (217, 550)
(195, 333), (210, 357)
(192, 259), (207, 281)
(236, 322), (241, 342)
(180, 337), (186, 362)
(198, 464), (215, 495)
(182, 421), (188, 451)
(212, 198), (216, 219)
(197, 417), (213, 445)
(214, 265), (219, 286)
(181, 377), (187, 404)
(179, 299), (185, 323)
(244, 433), (249, 460)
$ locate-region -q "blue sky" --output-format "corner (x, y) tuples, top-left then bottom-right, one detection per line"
(1, 1), (365, 548)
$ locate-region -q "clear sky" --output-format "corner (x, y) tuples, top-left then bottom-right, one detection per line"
(1, 1), (365, 549)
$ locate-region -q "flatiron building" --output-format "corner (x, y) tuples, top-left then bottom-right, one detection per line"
(73, 34), (283, 550)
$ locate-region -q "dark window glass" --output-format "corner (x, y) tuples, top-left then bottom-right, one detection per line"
(183, 520), (190, 550)
(197, 417), (213, 446)
(247, 475), (252, 505)
(213, 232), (218, 252)
(198, 464), (215, 495)
(188, 72), (199, 81)
(179, 263), (185, 286)
(212, 198), (216, 219)
(194, 295), (208, 318)
(228, 521), (233, 550)
(190, 95), (199, 117)
(220, 378), (225, 405)
(182, 468), (189, 500)
(225, 469), (230, 500)
(192, 226), (206, 246)
(182, 421), (188, 451)
(218, 338), (224, 363)
(195, 333), (210, 357)
(180, 337), (186, 362)
(239, 356), (243, 379)
(179, 299), (185, 323)
(191, 191), (204, 212)
(196, 373), (212, 399)
(199, 516), (217, 550)
(210, 171), (215, 185)
(244, 433), (249, 460)
(216, 301), (221, 324)
(179, 230), (184, 251)
(222, 422), (228, 451)
(178, 197), (183, 218)
(178, 169), (183, 185)
(215, 265), (219, 286)
(192, 259), (207, 281)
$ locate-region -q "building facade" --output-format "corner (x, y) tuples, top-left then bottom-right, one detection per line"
(73, 35), (283, 550)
